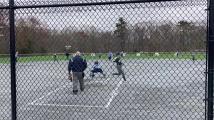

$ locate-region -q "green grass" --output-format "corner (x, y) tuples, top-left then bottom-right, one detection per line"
(124, 52), (205, 60)
(0, 57), (9, 64)
(0, 52), (206, 64)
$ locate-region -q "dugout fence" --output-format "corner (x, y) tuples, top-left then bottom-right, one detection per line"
(0, 0), (213, 120)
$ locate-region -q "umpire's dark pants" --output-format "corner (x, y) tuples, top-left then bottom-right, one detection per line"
(73, 72), (84, 92)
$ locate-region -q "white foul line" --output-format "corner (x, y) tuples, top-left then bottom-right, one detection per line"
(32, 103), (105, 108)
(28, 80), (123, 108)
(105, 80), (123, 108)
(29, 85), (67, 105)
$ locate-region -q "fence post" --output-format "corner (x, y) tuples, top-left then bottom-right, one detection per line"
(9, 0), (17, 120)
(207, 0), (214, 120)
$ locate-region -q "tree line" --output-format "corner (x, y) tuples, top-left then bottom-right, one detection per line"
(0, 15), (206, 54)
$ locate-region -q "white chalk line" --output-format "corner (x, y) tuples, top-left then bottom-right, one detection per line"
(29, 85), (67, 105)
(29, 80), (107, 106)
(87, 80), (108, 84)
(105, 80), (124, 108)
(32, 103), (105, 108)
(28, 79), (123, 108)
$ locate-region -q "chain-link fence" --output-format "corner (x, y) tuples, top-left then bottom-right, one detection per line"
(1, 0), (213, 120)
(0, 3), (11, 119)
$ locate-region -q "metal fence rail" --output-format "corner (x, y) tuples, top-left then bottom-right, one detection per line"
(0, 0), (213, 120)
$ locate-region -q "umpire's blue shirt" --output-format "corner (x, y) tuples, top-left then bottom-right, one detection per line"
(68, 55), (87, 73)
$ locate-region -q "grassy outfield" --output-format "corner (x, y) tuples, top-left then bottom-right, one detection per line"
(0, 52), (206, 64)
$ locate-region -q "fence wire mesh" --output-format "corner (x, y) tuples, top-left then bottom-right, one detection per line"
(0, 0), (209, 120)
(0, 7), (11, 120)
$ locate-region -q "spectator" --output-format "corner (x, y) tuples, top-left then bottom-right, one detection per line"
(53, 53), (57, 61)
(68, 51), (87, 95)
(191, 52), (196, 61)
(15, 51), (19, 62)
(65, 52), (70, 60)
(108, 51), (113, 61)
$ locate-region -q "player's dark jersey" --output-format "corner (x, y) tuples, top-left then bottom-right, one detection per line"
(113, 57), (122, 65)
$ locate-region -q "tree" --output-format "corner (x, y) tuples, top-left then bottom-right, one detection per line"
(114, 17), (128, 51)
(157, 23), (174, 51)
(133, 23), (148, 52)
(176, 20), (194, 51)
(0, 5), (9, 54)
(16, 17), (50, 53)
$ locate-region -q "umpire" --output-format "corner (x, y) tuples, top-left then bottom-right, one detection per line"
(68, 51), (87, 95)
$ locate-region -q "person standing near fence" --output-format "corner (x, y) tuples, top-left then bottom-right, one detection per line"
(15, 51), (19, 62)
(112, 52), (126, 81)
(108, 51), (113, 61)
(68, 51), (87, 95)
(53, 53), (57, 61)
(65, 51), (70, 60)
(191, 52), (196, 61)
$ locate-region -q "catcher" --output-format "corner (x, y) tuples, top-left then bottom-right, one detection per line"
(90, 61), (106, 78)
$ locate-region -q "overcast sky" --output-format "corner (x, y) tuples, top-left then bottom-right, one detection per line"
(13, 0), (207, 31)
